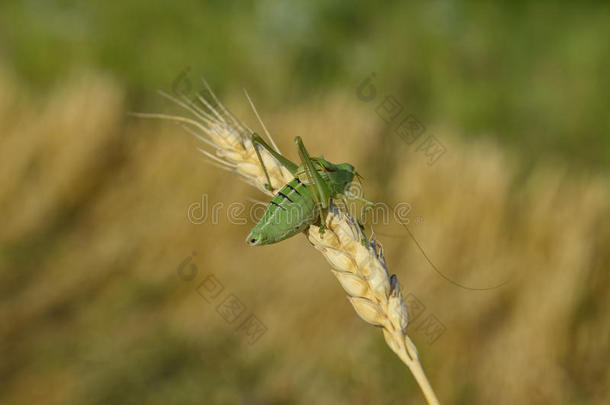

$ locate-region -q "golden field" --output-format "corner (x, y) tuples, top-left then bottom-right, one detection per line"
(1, 71), (609, 405)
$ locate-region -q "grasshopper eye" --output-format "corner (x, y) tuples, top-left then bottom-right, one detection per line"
(246, 231), (262, 246)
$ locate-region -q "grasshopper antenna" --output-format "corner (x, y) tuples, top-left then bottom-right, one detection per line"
(399, 222), (512, 291)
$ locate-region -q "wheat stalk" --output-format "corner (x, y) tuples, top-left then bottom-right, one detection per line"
(135, 84), (440, 405)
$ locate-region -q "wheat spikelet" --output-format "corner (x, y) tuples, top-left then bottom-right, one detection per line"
(136, 86), (440, 405)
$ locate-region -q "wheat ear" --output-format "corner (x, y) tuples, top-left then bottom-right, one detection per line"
(135, 86), (440, 405)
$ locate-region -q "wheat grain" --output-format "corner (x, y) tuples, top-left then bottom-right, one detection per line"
(135, 86), (440, 405)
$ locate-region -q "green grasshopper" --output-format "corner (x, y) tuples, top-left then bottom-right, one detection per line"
(246, 134), (373, 245)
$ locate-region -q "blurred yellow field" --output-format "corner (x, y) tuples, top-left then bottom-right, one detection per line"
(1, 70), (608, 404)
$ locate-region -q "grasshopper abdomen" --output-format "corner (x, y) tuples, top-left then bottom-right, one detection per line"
(247, 177), (318, 245)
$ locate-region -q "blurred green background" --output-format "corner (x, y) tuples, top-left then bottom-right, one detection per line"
(1, 2), (609, 405)
(2, 1), (610, 168)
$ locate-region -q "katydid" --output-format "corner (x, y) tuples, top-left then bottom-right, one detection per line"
(246, 134), (373, 246)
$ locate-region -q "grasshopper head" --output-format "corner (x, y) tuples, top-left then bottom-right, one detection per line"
(246, 228), (268, 246)
(318, 159), (355, 195)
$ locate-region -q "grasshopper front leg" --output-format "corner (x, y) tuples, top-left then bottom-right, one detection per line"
(343, 190), (375, 224)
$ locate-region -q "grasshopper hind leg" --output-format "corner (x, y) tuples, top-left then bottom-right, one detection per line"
(295, 136), (332, 236)
(251, 134), (274, 192)
(251, 133), (300, 192)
